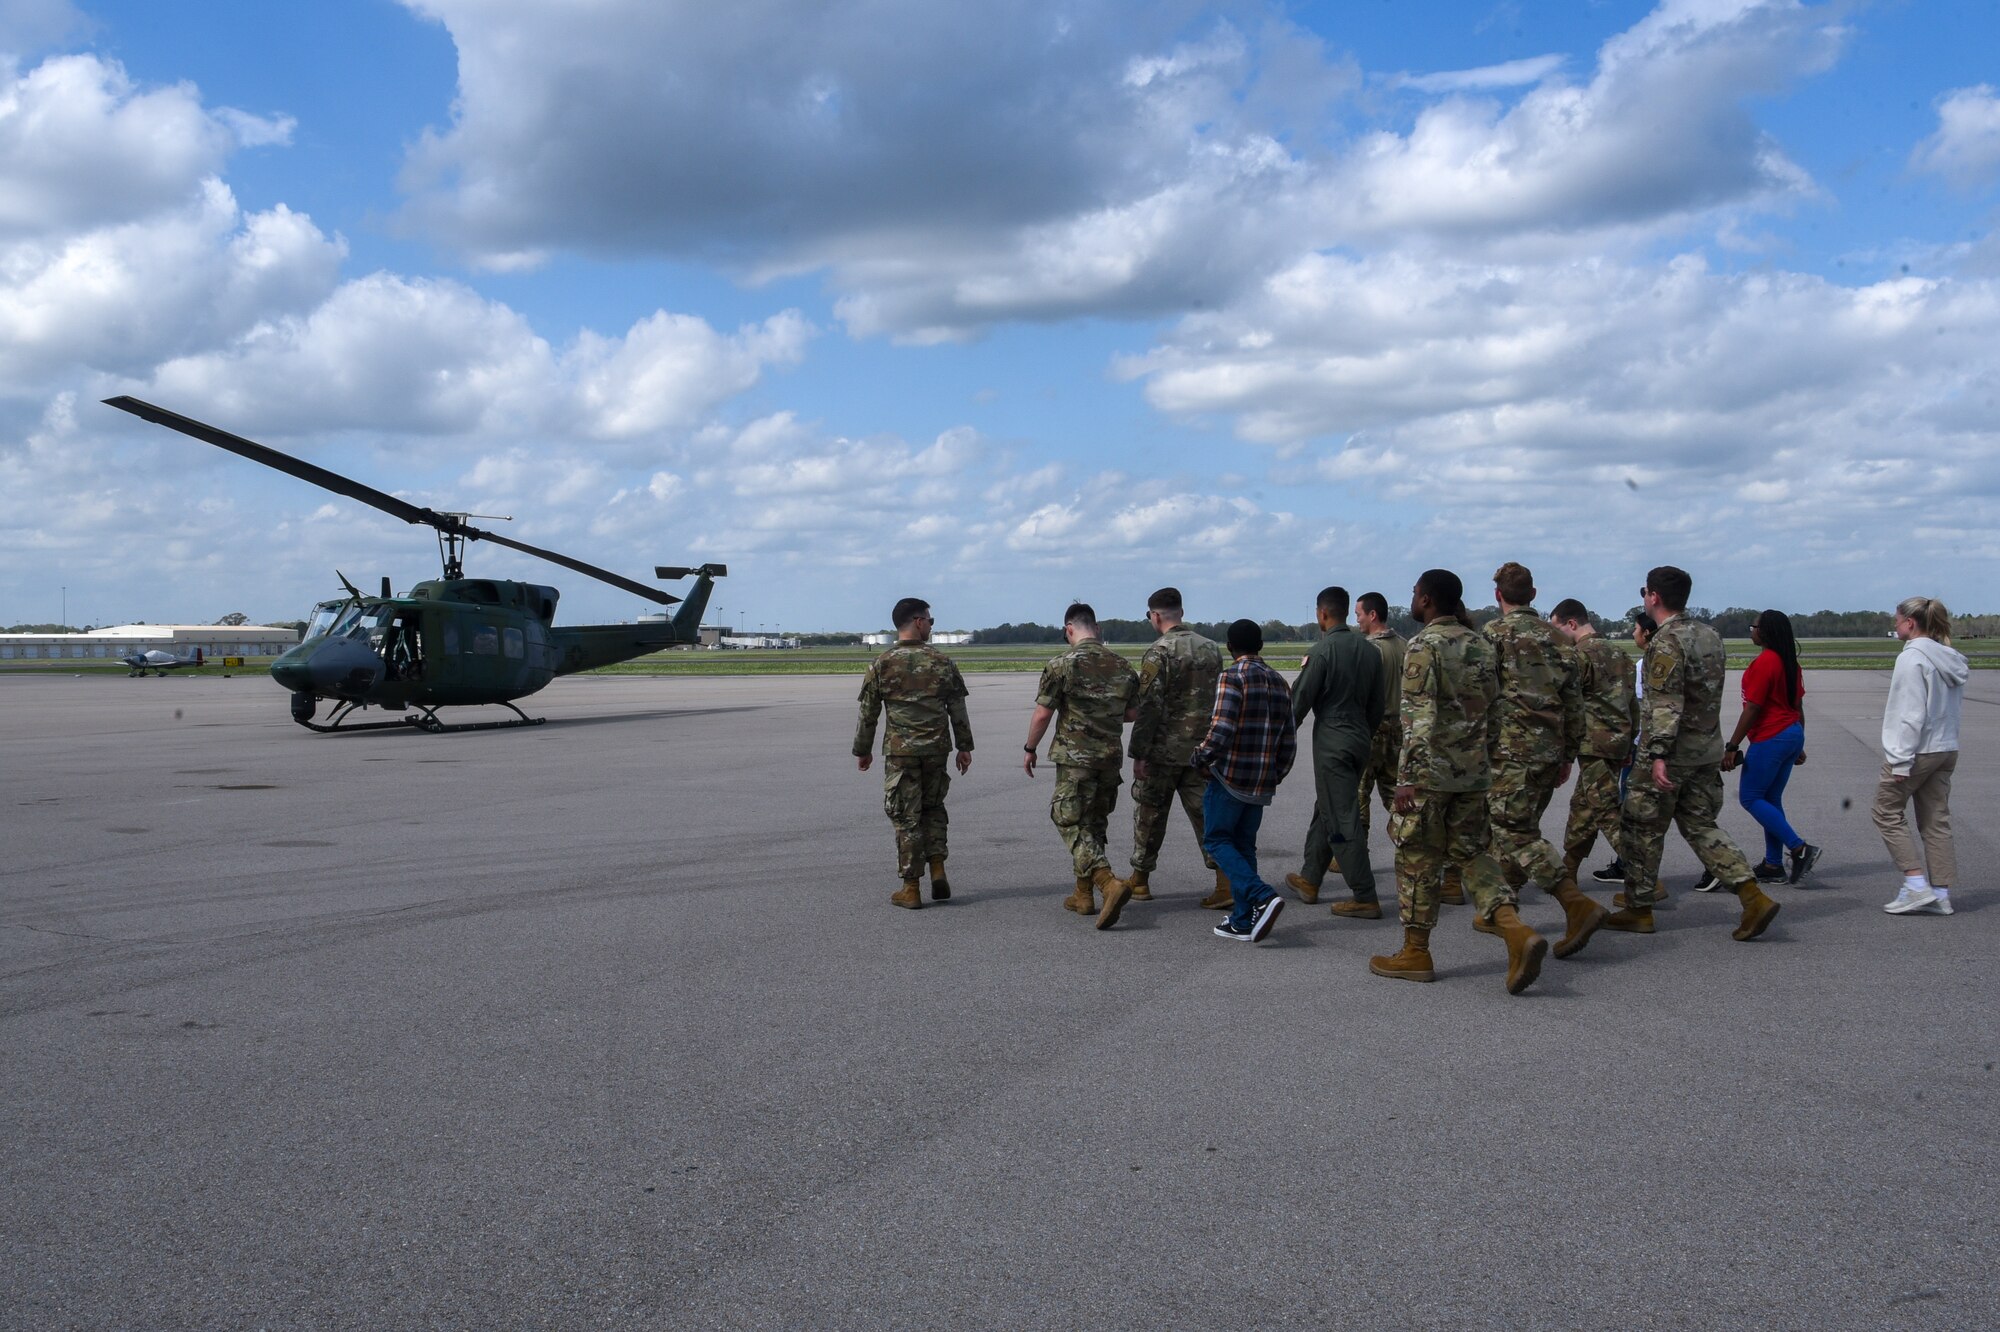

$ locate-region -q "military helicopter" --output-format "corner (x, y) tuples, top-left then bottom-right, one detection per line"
(106, 396), (725, 734)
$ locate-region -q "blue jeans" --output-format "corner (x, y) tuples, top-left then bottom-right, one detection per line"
(1203, 778), (1276, 930)
(1738, 721), (1804, 865)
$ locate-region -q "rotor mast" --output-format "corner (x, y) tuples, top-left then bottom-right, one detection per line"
(436, 512), (512, 580)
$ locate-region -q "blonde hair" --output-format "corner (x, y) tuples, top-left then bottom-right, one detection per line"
(1896, 596), (1952, 645)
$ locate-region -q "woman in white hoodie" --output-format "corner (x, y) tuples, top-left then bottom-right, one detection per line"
(1876, 597), (1969, 915)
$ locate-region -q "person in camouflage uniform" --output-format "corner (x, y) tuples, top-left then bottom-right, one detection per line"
(1480, 563), (1605, 959)
(1355, 591), (1405, 836)
(1371, 569), (1550, 995)
(854, 597), (974, 909)
(1549, 598), (1634, 878)
(1123, 587), (1230, 907)
(1600, 566), (1781, 941)
(1024, 602), (1140, 929)
(1284, 586), (1385, 918)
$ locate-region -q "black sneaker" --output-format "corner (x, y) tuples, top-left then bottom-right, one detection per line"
(1788, 842), (1822, 885)
(1249, 896), (1284, 943)
(1753, 861), (1786, 883)
(1212, 919), (1254, 941)
(1590, 860), (1625, 884)
(1692, 870), (1723, 892)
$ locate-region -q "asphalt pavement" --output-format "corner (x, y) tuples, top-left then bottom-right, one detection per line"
(2, 668), (1995, 1330)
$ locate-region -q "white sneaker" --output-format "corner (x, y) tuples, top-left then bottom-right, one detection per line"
(1884, 885), (1940, 914)
(1920, 890), (1954, 916)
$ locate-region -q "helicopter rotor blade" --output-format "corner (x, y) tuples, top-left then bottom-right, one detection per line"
(474, 528), (680, 605)
(105, 395), (682, 606)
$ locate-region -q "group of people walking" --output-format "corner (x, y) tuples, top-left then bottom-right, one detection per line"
(851, 573), (1969, 995)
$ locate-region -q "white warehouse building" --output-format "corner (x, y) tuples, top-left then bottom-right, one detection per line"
(0, 624), (301, 661)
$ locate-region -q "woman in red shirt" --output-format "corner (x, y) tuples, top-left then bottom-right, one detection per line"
(1723, 610), (1820, 884)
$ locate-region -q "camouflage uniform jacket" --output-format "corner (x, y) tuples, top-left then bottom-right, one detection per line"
(1638, 614), (1728, 767)
(1128, 625), (1224, 767)
(1397, 618), (1497, 794)
(1482, 608), (1581, 768)
(1571, 633), (1636, 762)
(1036, 638), (1138, 770)
(852, 643), (973, 757)
(1368, 629), (1407, 724)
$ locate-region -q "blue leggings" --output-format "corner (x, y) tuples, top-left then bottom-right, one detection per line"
(1738, 722), (1804, 865)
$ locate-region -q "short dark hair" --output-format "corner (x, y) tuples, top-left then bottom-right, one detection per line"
(1316, 586), (1350, 619)
(1646, 565), (1692, 612)
(1064, 602), (1097, 630)
(1635, 612), (1657, 636)
(1494, 561), (1535, 606)
(1147, 587), (1183, 613)
(1226, 618), (1263, 656)
(1550, 597), (1589, 624)
(1415, 568), (1464, 612)
(1356, 591), (1389, 621)
(891, 597), (930, 630)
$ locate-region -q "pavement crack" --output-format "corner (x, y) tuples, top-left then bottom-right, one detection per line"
(10, 922), (123, 942)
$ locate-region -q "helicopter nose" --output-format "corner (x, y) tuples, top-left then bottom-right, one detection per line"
(269, 640), (382, 696)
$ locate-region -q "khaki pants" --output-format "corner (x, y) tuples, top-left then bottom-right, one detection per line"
(1873, 751), (1957, 886)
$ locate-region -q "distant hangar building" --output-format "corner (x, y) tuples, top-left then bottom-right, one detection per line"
(0, 624), (301, 661)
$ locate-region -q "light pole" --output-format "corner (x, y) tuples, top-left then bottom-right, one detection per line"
(61, 585), (66, 632)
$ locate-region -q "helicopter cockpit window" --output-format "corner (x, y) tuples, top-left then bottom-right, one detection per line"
(304, 602), (342, 641)
(503, 627), (524, 659)
(470, 625), (500, 655)
(327, 603), (368, 639)
(359, 605), (398, 651)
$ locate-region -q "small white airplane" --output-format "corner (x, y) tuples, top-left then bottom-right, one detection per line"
(123, 647), (204, 677)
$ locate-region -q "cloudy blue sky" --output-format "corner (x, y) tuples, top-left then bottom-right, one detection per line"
(2, 0), (1996, 632)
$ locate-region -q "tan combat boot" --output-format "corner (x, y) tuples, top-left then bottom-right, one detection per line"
(1094, 867), (1132, 930)
(1369, 927), (1436, 982)
(1284, 872), (1321, 905)
(1200, 868), (1233, 910)
(1733, 881), (1781, 941)
(1330, 899), (1382, 919)
(1601, 899), (1655, 933)
(1548, 875), (1607, 959)
(1123, 869), (1153, 901)
(1439, 865), (1466, 905)
(1063, 876), (1095, 914)
(1489, 904), (1548, 995)
(891, 879), (923, 910)
(1472, 913), (1499, 936)
(928, 857), (951, 902)
(1613, 881), (1670, 911)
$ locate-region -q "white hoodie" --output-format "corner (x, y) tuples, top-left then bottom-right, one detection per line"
(1882, 636), (1970, 775)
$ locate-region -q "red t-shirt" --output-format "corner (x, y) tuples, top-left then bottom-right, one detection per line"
(1741, 649), (1803, 742)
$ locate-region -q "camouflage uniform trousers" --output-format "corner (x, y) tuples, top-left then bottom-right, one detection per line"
(1562, 755), (1627, 864)
(1487, 759), (1567, 890)
(1618, 761), (1754, 909)
(883, 756), (951, 881)
(1052, 764), (1122, 878)
(1389, 789), (1517, 928)
(1357, 720), (1401, 835)
(1129, 761), (1217, 873)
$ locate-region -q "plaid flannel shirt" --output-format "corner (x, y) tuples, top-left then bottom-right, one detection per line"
(1193, 655), (1297, 803)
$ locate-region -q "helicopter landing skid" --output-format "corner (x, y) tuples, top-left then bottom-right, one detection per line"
(296, 699), (546, 734)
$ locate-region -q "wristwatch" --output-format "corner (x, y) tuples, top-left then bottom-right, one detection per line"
(1023, 744), (1036, 754)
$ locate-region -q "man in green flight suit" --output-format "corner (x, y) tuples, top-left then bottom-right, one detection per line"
(1024, 602), (1140, 929)
(1284, 586), (1386, 918)
(1371, 569), (1550, 995)
(853, 597), (974, 909)
(1480, 562), (1606, 959)
(1600, 567), (1781, 941)
(1122, 587), (1230, 908)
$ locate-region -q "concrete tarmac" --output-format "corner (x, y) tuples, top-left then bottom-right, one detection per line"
(2, 668), (1996, 1330)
